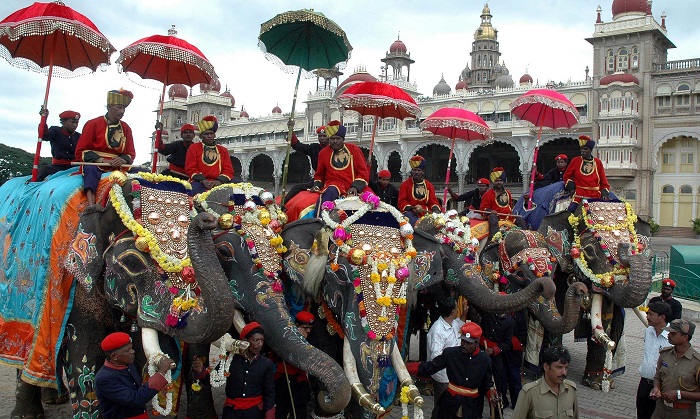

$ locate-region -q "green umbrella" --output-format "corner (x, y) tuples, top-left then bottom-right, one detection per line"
(259, 9), (352, 202)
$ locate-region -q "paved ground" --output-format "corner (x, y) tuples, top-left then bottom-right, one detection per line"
(1, 235), (697, 418)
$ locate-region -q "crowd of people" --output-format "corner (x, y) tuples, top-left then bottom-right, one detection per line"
(35, 96), (699, 419)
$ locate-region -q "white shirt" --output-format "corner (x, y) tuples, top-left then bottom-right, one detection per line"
(638, 324), (670, 379)
(426, 316), (465, 383)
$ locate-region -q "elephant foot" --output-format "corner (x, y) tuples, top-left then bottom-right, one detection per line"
(582, 372), (613, 390)
(40, 386), (68, 405)
(12, 374), (45, 419)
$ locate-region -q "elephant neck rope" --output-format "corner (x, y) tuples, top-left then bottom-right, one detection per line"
(321, 193), (415, 346)
(568, 199), (640, 288)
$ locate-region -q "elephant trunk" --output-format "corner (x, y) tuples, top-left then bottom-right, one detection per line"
(254, 297), (351, 414)
(456, 271), (556, 314)
(530, 282), (588, 335)
(181, 212), (236, 343)
(605, 251), (652, 308)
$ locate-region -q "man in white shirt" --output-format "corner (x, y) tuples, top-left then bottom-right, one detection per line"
(426, 297), (467, 419)
(636, 301), (672, 419)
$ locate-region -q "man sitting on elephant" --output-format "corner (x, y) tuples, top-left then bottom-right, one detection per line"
(564, 135), (610, 213)
(480, 166), (527, 239)
(398, 155), (441, 225)
(186, 115), (235, 194)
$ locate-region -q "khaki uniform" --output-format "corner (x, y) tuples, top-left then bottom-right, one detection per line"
(511, 377), (578, 418)
(651, 346), (700, 419)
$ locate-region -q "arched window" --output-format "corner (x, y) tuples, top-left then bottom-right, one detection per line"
(606, 50), (615, 72)
(617, 48), (629, 70)
(630, 46), (639, 69)
(680, 185), (693, 194)
(662, 185), (674, 193)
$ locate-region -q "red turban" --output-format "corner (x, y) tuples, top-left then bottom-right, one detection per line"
(198, 115), (218, 133)
(59, 110), (80, 120)
(240, 321), (263, 340)
(101, 332), (131, 352)
(180, 123), (196, 133)
(489, 167), (505, 182)
(578, 135), (595, 149)
(295, 311), (315, 326)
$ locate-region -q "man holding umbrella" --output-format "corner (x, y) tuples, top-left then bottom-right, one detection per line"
(156, 123), (196, 180)
(185, 115), (234, 194)
(564, 135), (610, 213)
(480, 167), (526, 239)
(398, 155), (441, 225)
(283, 124), (329, 205)
(446, 178), (489, 217)
(75, 89), (136, 206)
(36, 109), (81, 181)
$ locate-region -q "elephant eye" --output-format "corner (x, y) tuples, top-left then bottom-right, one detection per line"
(115, 249), (150, 277)
(582, 244), (598, 261)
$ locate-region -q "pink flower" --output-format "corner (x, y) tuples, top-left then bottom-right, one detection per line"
(271, 281), (283, 293)
(321, 201), (336, 211)
(396, 267), (409, 280)
(367, 331), (377, 340)
(169, 287), (179, 294)
(333, 227), (347, 241)
(165, 314), (179, 327)
(247, 240), (256, 249)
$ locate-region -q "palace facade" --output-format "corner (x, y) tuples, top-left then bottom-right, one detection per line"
(155, 0), (700, 227)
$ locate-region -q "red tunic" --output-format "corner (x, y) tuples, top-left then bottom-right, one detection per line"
(313, 143), (368, 194)
(479, 188), (515, 220)
(185, 142), (234, 182)
(563, 156), (610, 200)
(75, 116), (135, 164)
(398, 178), (441, 212)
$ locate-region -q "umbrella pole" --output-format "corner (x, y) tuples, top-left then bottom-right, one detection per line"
(527, 124), (544, 210)
(443, 136), (456, 209)
(152, 83), (167, 173)
(367, 117), (379, 169)
(32, 35), (58, 182)
(281, 68), (302, 204)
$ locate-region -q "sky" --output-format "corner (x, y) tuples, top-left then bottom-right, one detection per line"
(0, 0), (698, 164)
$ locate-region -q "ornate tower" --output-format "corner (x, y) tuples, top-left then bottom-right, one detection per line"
(381, 35), (415, 83)
(467, 4), (501, 90)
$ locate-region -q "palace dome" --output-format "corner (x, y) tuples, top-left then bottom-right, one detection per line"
(220, 90), (235, 107)
(519, 73), (533, 84)
(600, 71), (640, 86)
(612, 0), (651, 19)
(239, 107), (249, 118)
(389, 38), (407, 54)
(455, 80), (468, 90)
(168, 84), (188, 99)
(199, 78), (221, 93)
(272, 105), (282, 114)
(433, 76), (451, 96)
(337, 70), (377, 90)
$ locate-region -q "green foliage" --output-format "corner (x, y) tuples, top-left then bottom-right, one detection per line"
(0, 143), (51, 185)
(691, 218), (700, 234)
(648, 217), (659, 236)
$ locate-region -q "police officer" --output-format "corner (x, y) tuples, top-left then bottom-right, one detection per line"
(512, 346), (578, 418)
(649, 278), (683, 322)
(650, 319), (700, 419)
(418, 322), (498, 419)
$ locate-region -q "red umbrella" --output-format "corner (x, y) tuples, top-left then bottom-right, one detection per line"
(117, 25), (217, 172)
(420, 107), (492, 206)
(335, 81), (420, 169)
(0, 0), (115, 181)
(510, 89), (580, 209)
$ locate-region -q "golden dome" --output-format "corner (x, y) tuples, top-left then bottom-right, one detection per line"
(474, 3), (497, 41)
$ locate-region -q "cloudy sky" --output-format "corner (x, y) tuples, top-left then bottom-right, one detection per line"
(0, 0), (698, 164)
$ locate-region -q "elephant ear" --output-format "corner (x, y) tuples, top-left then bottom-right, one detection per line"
(66, 206), (109, 293)
(538, 212), (575, 270)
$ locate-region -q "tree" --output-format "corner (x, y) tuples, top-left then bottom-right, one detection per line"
(0, 143), (51, 185)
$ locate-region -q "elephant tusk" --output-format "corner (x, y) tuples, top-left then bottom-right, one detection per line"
(390, 341), (423, 407)
(633, 307), (649, 328)
(233, 309), (246, 332)
(343, 338), (385, 415)
(141, 327), (161, 361)
(590, 294), (616, 350)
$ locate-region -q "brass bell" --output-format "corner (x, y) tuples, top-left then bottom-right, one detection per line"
(135, 236), (149, 252)
(219, 213), (234, 229)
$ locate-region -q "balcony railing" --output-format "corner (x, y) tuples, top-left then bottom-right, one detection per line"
(653, 58), (700, 72)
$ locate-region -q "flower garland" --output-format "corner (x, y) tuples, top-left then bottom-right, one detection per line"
(147, 352), (174, 416)
(400, 385), (424, 419)
(567, 200), (640, 288)
(209, 342), (234, 388)
(321, 191), (415, 343)
(195, 183), (288, 292)
(423, 210), (479, 262)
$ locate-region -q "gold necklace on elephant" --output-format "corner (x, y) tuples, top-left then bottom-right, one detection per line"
(321, 192), (416, 363)
(567, 199), (640, 288)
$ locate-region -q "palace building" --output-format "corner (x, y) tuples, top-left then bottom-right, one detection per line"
(155, 0), (700, 228)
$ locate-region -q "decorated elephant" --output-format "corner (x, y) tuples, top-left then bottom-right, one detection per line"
(191, 183), (353, 417)
(538, 199), (652, 391)
(0, 171), (236, 418)
(280, 194), (451, 419)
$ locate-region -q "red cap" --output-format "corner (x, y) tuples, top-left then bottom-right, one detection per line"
(59, 110), (80, 120)
(662, 278), (676, 288)
(240, 321), (263, 340)
(101, 332), (131, 352)
(180, 123), (195, 133)
(377, 169), (391, 179)
(555, 154), (568, 161)
(295, 311), (315, 325)
(477, 178), (490, 186)
(460, 322), (482, 342)
(316, 125), (326, 134)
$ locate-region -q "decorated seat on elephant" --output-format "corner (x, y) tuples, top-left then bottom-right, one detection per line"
(0, 168), (113, 388)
